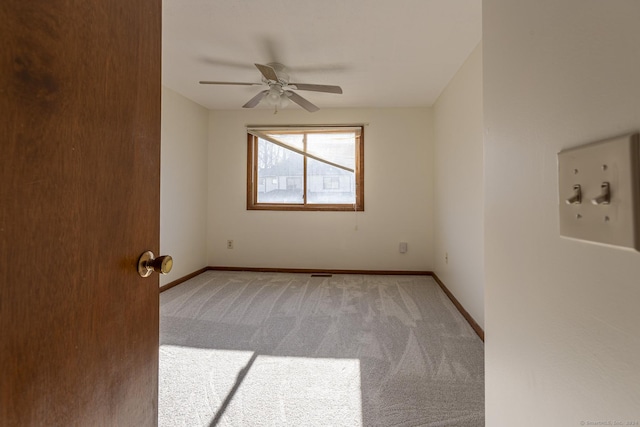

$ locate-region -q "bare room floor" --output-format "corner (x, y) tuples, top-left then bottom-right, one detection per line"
(159, 271), (484, 426)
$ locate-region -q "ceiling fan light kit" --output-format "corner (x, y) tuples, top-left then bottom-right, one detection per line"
(199, 62), (342, 112)
(265, 86), (290, 112)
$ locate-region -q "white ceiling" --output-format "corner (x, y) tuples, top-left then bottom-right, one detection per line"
(162, 0), (482, 111)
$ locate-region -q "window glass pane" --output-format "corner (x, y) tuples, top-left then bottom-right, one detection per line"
(306, 132), (356, 170)
(266, 133), (304, 151)
(256, 138), (304, 203)
(306, 158), (356, 204)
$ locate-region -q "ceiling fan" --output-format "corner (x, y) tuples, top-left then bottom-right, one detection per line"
(199, 62), (342, 112)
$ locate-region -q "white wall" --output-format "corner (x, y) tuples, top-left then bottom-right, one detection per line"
(484, 1), (640, 425)
(208, 108), (433, 271)
(160, 87), (209, 286)
(433, 43), (484, 329)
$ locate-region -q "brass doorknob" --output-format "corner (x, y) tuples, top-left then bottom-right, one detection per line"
(137, 251), (173, 277)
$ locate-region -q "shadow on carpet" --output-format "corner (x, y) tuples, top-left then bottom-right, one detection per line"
(159, 271), (484, 427)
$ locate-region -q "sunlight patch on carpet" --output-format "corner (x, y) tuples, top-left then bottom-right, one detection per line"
(159, 345), (362, 427)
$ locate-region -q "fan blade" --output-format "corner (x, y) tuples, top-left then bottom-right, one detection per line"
(254, 63), (279, 82)
(285, 91), (319, 112)
(243, 90), (269, 108)
(199, 81), (262, 86)
(289, 83), (343, 94)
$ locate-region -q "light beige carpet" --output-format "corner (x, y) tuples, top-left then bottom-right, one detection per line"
(159, 271), (484, 426)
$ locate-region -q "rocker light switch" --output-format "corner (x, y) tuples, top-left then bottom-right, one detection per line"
(558, 133), (640, 251)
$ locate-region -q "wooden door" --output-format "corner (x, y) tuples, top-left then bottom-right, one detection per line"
(1, 0), (161, 425)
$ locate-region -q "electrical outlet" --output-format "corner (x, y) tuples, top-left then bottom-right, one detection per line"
(227, 240), (234, 249)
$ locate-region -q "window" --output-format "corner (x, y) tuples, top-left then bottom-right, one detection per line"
(247, 126), (364, 211)
(323, 176), (340, 190)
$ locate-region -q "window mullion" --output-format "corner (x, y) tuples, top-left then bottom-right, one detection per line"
(303, 133), (308, 205)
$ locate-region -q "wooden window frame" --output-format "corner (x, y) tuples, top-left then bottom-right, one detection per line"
(247, 126), (364, 211)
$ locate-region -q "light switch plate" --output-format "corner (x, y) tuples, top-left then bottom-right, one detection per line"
(558, 133), (640, 251)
